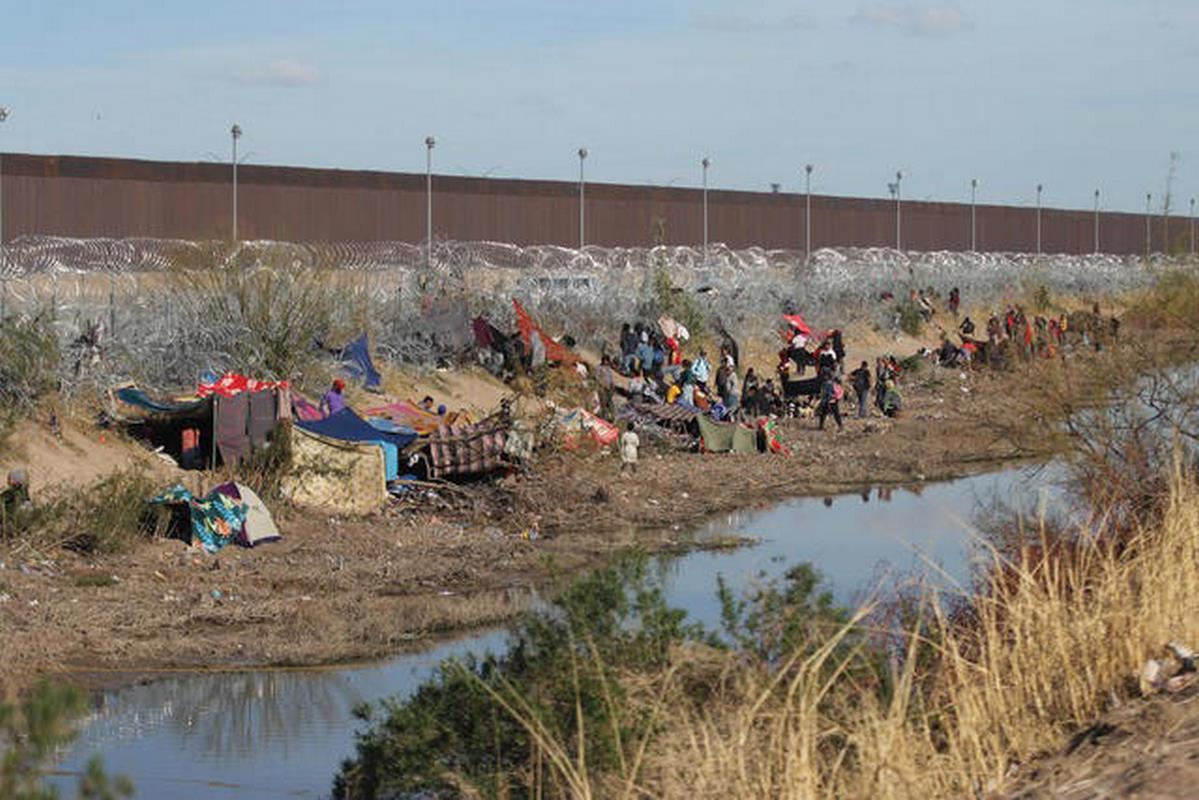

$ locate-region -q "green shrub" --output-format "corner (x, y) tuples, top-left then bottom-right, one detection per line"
(335, 560), (857, 799)
(897, 302), (923, 337)
(0, 680), (133, 799)
(9, 469), (163, 555)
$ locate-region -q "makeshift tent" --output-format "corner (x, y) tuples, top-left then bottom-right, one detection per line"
(283, 427), (389, 515)
(117, 380), (287, 470)
(213, 482), (282, 546)
(426, 420), (510, 479)
(150, 485), (247, 553)
(116, 387), (207, 415)
(697, 415), (759, 454)
(513, 299), (578, 366)
(295, 408), (416, 481)
(339, 334), (382, 390)
(115, 387), (215, 470)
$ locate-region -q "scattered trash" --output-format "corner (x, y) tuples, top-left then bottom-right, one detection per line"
(210, 588), (223, 601)
(1140, 641), (1198, 695)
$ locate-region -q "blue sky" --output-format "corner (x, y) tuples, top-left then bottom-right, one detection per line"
(1, 0), (1196, 214)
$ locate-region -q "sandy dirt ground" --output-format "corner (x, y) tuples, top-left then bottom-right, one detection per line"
(997, 683), (1199, 799)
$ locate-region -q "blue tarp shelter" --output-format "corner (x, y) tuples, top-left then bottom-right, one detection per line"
(116, 387), (208, 415)
(295, 408), (415, 481)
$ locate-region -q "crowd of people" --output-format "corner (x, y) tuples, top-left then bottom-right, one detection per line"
(596, 311), (908, 446)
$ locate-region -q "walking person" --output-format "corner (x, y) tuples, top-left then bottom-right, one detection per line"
(817, 370), (844, 432)
(849, 360), (872, 419)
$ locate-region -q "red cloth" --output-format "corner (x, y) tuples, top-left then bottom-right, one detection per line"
(513, 299), (578, 366)
(197, 373), (289, 399)
(782, 314), (812, 336)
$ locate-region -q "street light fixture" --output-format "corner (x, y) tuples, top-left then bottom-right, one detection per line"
(425, 136), (436, 270)
(1035, 183), (1043, 255)
(0, 106), (9, 247)
(804, 164), (813, 260)
(1093, 189), (1101, 254)
(701, 157), (711, 260)
(970, 178), (978, 252)
(894, 170), (903, 251)
(230, 124), (242, 242)
(577, 147), (588, 248)
(1191, 197), (1196, 256)
(1145, 192), (1153, 258)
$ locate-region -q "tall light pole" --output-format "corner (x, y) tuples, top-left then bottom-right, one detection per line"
(894, 170), (903, 251)
(1035, 183), (1043, 255)
(577, 147), (588, 248)
(425, 136), (435, 270)
(1191, 197), (1196, 256)
(0, 106), (9, 247)
(701, 157), (710, 260)
(230, 124), (242, 242)
(970, 178), (978, 251)
(1145, 192), (1153, 257)
(804, 163), (813, 260)
(1093, 189), (1100, 254)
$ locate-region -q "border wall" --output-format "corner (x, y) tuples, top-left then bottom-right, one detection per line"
(1, 153), (1185, 255)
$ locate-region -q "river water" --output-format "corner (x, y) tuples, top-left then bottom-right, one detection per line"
(51, 466), (1057, 799)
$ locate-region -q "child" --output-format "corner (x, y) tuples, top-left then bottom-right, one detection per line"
(619, 421), (640, 475)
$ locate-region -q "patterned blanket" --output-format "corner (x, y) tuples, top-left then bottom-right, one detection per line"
(151, 485), (248, 553)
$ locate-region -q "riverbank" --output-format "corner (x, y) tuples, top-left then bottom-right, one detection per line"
(0, 333), (1120, 700)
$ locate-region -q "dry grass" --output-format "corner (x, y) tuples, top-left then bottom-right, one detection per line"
(481, 472), (1199, 799)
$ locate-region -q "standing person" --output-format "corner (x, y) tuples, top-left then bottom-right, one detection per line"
(724, 364), (741, 418)
(619, 421), (640, 475)
(1, 468), (31, 532)
(320, 379), (347, 417)
(692, 349), (712, 390)
(849, 360), (872, 419)
(619, 323), (638, 373)
(948, 287), (961, 318)
(817, 371), (844, 431)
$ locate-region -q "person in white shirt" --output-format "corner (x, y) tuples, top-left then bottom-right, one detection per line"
(619, 422), (641, 474)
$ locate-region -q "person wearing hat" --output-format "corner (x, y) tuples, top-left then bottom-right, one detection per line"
(1, 468), (32, 532)
(320, 379), (347, 418)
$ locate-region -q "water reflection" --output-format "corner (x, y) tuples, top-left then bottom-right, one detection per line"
(55, 466), (1059, 799)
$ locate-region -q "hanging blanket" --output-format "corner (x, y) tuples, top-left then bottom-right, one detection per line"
(513, 299), (578, 366)
(427, 421), (509, 479)
(150, 485), (248, 553)
(697, 415), (759, 454)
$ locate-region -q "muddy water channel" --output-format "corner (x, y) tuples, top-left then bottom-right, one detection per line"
(52, 466), (1059, 799)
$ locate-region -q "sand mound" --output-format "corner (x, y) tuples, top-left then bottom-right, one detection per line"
(0, 416), (182, 499)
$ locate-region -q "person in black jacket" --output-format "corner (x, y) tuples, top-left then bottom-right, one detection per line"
(849, 360), (872, 419)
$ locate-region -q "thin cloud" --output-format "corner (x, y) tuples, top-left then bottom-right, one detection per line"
(851, 4), (973, 36)
(227, 59), (321, 87)
(689, 11), (815, 33)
